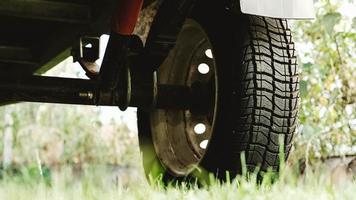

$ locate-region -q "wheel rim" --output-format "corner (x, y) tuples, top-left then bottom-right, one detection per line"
(150, 19), (218, 176)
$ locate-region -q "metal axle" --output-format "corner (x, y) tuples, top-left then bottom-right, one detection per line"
(0, 76), (193, 110)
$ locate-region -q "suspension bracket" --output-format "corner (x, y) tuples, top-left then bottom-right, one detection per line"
(0, 0), (205, 111)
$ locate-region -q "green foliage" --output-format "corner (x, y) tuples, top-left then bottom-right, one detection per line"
(291, 0), (356, 162)
(322, 12), (342, 35)
(0, 103), (140, 169)
(0, 163), (355, 200)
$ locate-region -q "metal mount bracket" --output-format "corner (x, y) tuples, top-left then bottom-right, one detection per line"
(72, 36), (101, 79)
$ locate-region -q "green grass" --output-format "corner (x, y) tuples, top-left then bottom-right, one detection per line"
(0, 164), (354, 200)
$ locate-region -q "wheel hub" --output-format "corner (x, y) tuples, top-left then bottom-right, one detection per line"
(150, 19), (218, 176)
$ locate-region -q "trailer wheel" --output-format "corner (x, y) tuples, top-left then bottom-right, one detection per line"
(138, 7), (299, 183)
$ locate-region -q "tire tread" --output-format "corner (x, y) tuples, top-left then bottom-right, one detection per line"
(236, 16), (299, 171)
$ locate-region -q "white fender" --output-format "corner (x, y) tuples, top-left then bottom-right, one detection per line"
(240, 0), (315, 19)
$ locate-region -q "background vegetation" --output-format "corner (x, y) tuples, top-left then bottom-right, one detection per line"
(291, 0), (356, 165)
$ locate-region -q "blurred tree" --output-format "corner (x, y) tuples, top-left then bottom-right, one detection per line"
(2, 110), (14, 169)
(292, 0), (356, 162)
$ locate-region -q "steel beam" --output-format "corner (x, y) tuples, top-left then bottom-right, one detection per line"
(0, 0), (91, 24)
(0, 46), (37, 66)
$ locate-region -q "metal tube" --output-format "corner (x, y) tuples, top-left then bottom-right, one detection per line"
(0, 76), (194, 110)
(0, 76), (101, 105)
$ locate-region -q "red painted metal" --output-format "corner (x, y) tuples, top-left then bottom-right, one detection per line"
(111, 0), (144, 35)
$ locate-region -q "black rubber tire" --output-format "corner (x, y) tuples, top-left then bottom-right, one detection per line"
(138, 4), (299, 183)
